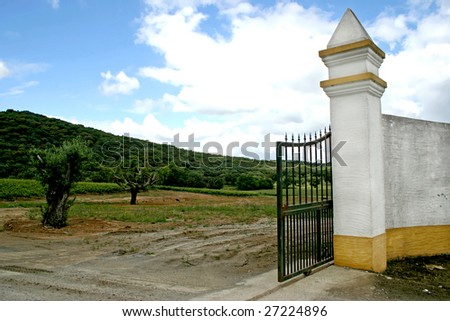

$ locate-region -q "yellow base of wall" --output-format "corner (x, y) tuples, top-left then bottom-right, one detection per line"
(386, 225), (450, 260)
(334, 226), (450, 272)
(334, 233), (387, 272)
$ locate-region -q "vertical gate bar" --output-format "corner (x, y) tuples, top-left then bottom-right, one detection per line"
(324, 128), (329, 200)
(323, 208), (327, 262)
(292, 212), (295, 273)
(324, 208), (327, 260)
(291, 135), (296, 205)
(294, 212), (298, 272)
(298, 134), (302, 205)
(326, 207), (331, 259)
(330, 206), (334, 257)
(285, 215), (289, 276)
(288, 217), (292, 276)
(311, 210), (314, 266)
(276, 141), (285, 281)
(298, 213), (301, 270)
(285, 215), (288, 277)
(293, 214), (296, 273)
(284, 135), (289, 207)
(308, 210), (312, 267)
(326, 208), (329, 259)
(304, 211), (307, 269)
(312, 210), (316, 266)
(320, 131), (324, 201)
(286, 209), (290, 276)
(325, 208), (328, 261)
(295, 212), (298, 272)
(290, 211), (294, 275)
(297, 212), (301, 272)
(305, 210), (309, 268)
(316, 209), (321, 262)
(276, 142), (283, 213)
(325, 207), (329, 260)
(292, 215), (295, 275)
(329, 207), (332, 258)
(314, 132), (319, 203)
(298, 211), (302, 271)
(302, 210), (307, 270)
(284, 224), (287, 277)
(303, 134), (308, 204)
(323, 207), (327, 261)
(312, 209), (315, 265)
(329, 207), (333, 258)
(304, 211), (308, 269)
(328, 207), (331, 258)
(297, 212), (301, 270)
(329, 125), (333, 199)
(329, 127), (333, 260)
(309, 133), (313, 203)
(306, 210), (310, 267)
(296, 211), (299, 271)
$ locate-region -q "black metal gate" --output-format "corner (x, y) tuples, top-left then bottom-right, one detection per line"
(276, 128), (333, 282)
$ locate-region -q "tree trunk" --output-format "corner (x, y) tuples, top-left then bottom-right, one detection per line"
(43, 185), (71, 228)
(130, 189), (138, 205)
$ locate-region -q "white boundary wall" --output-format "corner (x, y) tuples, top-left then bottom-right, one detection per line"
(382, 114), (450, 229)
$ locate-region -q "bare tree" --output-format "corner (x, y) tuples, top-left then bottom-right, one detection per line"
(114, 165), (158, 205)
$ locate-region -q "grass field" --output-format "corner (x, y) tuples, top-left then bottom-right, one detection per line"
(0, 182), (276, 226)
(0, 179), (276, 200)
(0, 178), (332, 226)
(0, 179), (123, 200)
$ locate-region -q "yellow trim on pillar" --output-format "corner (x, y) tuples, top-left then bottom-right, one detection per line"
(386, 225), (450, 260)
(319, 39), (385, 59)
(320, 72), (387, 89)
(334, 233), (387, 272)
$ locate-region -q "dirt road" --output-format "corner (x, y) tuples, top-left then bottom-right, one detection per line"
(0, 207), (277, 300)
(1, 203), (448, 301)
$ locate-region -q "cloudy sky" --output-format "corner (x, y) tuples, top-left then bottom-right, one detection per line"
(1, 0), (449, 158)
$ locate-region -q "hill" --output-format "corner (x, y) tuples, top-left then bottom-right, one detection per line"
(0, 109), (275, 188)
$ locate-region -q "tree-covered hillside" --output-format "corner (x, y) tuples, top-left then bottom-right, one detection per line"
(0, 109), (276, 188)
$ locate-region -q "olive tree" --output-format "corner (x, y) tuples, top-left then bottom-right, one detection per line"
(33, 138), (91, 228)
(113, 165), (158, 205)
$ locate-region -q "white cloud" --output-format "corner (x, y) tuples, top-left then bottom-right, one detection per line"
(371, 0), (450, 122)
(99, 71), (140, 96)
(128, 98), (157, 114)
(100, 0), (450, 159)
(105, 2), (342, 157)
(367, 13), (411, 50)
(0, 61), (10, 79)
(0, 60), (47, 78)
(136, 2), (334, 119)
(0, 81), (39, 97)
(48, 0), (60, 9)
(143, 0), (243, 13)
(0, 60), (45, 96)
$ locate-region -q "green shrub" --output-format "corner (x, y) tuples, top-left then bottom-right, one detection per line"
(0, 179), (122, 200)
(236, 174), (274, 191)
(0, 179), (45, 200)
(205, 176), (225, 190)
(156, 185), (257, 196)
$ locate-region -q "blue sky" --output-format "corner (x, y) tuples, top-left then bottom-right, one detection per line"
(1, 0), (449, 158)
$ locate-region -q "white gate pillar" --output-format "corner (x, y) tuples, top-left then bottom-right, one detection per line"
(319, 9), (387, 272)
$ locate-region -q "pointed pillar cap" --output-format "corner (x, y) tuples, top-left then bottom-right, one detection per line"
(319, 8), (385, 59)
(327, 9), (371, 48)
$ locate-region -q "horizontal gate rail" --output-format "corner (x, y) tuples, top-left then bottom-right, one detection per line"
(277, 128), (334, 282)
(281, 201), (332, 216)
